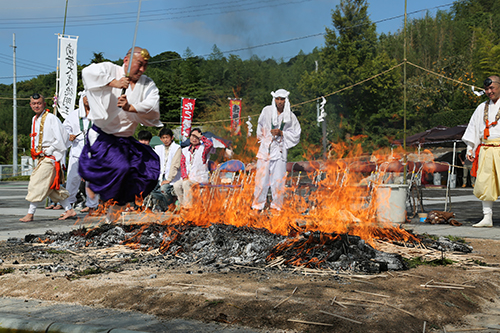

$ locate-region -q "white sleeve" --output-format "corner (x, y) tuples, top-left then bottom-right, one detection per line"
(462, 103), (484, 157)
(283, 113), (301, 150)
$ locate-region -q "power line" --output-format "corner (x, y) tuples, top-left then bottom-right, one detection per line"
(0, 54), (53, 72)
(0, 0), (305, 28)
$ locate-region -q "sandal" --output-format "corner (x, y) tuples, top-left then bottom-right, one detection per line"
(53, 204), (63, 210)
(45, 204), (55, 210)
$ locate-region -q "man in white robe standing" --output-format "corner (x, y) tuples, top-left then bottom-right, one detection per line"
(252, 89), (301, 211)
(20, 93), (76, 222)
(62, 92), (99, 214)
(462, 75), (500, 227)
(79, 47), (162, 208)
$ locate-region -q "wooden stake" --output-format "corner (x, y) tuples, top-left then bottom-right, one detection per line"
(432, 281), (475, 288)
(331, 298), (347, 309)
(170, 282), (206, 288)
(343, 297), (385, 305)
(386, 303), (416, 317)
(287, 319), (333, 327)
(420, 285), (465, 290)
(354, 290), (390, 298)
(319, 310), (363, 325)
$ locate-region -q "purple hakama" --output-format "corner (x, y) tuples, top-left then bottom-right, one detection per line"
(79, 125), (160, 205)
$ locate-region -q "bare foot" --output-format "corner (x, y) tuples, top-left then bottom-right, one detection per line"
(53, 204), (63, 210)
(19, 214), (34, 222)
(80, 207), (90, 213)
(58, 209), (77, 220)
(45, 204), (55, 210)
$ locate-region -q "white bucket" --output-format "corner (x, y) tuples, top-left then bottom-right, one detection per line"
(376, 184), (408, 223)
(433, 173), (441, 186)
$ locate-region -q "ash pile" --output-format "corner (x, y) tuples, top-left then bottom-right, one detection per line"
(22, 222), (465, 274)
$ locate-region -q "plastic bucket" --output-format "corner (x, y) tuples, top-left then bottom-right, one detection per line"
(376, 184), (408, 223)
(418, 213), (428, 223)
(433, 173), (441, 185)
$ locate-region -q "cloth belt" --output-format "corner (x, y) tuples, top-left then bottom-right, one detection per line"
(472, 140), (500, 177)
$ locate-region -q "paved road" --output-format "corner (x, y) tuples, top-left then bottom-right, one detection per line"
(2, 181), (500, 240)
(1, 181), (500, 332)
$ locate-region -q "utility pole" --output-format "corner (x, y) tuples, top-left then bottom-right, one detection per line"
(11, 33), (17, 177)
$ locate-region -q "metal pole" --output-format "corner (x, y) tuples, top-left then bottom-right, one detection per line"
(403, 0), (407, 184)
(12, 33), (17, 177)
(62, 0), (69, 35)
(122, 0), (143, 96)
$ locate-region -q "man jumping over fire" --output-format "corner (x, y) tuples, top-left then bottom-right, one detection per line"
(252, 89), (301, 211)
(79, 47), (162, 212)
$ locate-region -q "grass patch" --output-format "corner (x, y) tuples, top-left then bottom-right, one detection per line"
(461, 292), (475, 304)
(445, 235), (466, 243)
(45, 249), (67, 254)
(421, 233), (438, 241)
(205, 300), (224, 306)
(2, 175), (30, 181)
(66, 266), (120, 280)
(404, 257), (455, 269)
(472, 259), (488, 266)
(0, 268), (14, 276)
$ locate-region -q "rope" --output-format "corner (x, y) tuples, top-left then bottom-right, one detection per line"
(293, 61), (405, 107)
(163, 61), (406, 125)
(406, 60), (483, 91)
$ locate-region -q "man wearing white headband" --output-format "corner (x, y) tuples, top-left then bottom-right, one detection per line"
(62, 92), (99, 215)
(252, 89), (301, 211)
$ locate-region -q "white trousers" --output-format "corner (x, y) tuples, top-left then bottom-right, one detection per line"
(66, 155), (81, 205)
(252, 159), (286, 210)
(173, 179), (196, 208)
(66, 155), (99, 208)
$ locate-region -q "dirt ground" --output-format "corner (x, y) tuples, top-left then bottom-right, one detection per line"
(0, 238), (499, 333)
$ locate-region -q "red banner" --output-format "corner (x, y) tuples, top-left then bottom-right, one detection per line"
(181, 97), (196, 140)
(229, 99), (242, 135)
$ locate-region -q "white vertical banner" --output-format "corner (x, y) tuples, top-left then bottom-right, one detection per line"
(57, 35), (78, 119)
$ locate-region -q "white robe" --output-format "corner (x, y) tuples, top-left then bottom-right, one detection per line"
(256, 105), (301, 161)
(82, 62), (162, 137)
(252, 105), (301, 210)
(154, 142), (181, 185)
(462, 99), (500, 156)
(63, 107), (91, 159)
(31, 111), (69, 162)
(62, 108), (93, 205)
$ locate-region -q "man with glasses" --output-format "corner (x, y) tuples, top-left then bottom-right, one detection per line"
(462, 76), (500, 227)
(79, 47), (162, 217)
(20, 93), (76, 222)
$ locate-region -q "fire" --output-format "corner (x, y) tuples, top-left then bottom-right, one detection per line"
(153, 138), (420, 250)
(82, 136), (425, 260)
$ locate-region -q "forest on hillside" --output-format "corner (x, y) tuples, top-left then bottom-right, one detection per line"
(0, 0), (499, 165)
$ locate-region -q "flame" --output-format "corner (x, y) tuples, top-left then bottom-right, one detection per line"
(90, 136), (433, 260)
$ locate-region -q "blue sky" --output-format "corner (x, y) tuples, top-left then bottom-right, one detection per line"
(0, 0), (457, 87)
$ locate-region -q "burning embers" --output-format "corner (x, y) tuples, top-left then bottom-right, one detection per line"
(26, 222), (411, 274)
(24, 145), (459, 274)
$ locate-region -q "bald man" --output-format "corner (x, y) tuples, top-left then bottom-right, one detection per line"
(79, 47), (162, 210)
